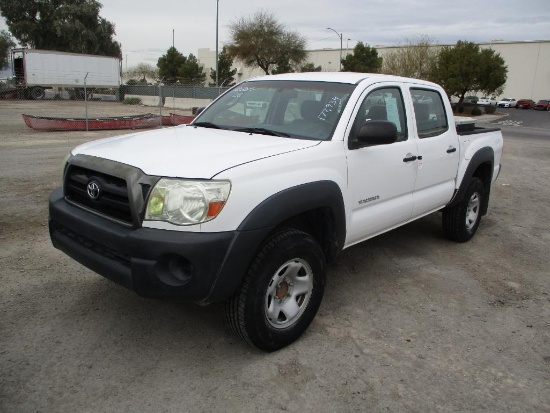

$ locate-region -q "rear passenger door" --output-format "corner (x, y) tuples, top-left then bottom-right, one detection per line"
(345, 84), (418, 246)
(409, 87), (459, 217)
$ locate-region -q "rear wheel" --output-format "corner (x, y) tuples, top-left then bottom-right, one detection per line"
(70, 88), (92, 100)
(442, 177), (484, 242)
(225, 229), (325, 352)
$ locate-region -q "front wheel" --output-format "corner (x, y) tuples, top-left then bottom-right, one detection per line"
(442, 177), (484, 242)
(224, 229), (326, 352)
(29, 87), (45, 100)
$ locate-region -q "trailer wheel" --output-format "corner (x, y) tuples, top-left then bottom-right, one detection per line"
(29, 87), (46, 100)
(71, 88), (92, 100)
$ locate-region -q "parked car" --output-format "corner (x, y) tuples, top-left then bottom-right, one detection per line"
(463, 95), (479, 104)
(515, 99), (535, 109)
(478, 96), (496, 106)
(534, 99), (550, 111)
(497, 98), (517, 108)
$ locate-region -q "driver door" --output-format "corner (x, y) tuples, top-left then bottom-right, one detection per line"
(345, 85), (418, 246)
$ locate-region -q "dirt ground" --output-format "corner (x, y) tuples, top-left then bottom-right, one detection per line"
(1, 100), (549, 413)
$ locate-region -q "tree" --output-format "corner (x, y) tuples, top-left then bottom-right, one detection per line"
(477, 48), (507, 97)
(382, 35), (439, 80)
(431, 41), (507, 105)
(157, 47), (186, 84)
(179, 53), (206, 85)
(270, 31), (307, 74)
(125, 63), (159, 83)
(299, 62), (322, 72)
(226, 11), (307, 75)
(157, 48), (206, 85)
(209, 47), (237, 86)
(271, 55), (293, 74)
(341, 42), (382, 73)
(0, 30), (15, 69)
(0, 0), (121, 57)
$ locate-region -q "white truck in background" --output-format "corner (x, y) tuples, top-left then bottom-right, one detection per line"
(10, 48), (121, 99)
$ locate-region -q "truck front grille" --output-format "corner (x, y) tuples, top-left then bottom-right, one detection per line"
(64, 165), (133, 225)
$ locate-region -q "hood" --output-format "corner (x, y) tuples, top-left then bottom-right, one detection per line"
(72, 125), (320, 178)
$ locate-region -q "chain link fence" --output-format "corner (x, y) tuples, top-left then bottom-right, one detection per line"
(0, 79), (230, 132)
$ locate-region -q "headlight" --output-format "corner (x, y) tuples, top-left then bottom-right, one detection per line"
(145, 178), (231, 225)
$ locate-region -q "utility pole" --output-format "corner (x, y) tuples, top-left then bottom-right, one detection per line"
(216, 0), (219, 87)
(326, 27), (343, 71)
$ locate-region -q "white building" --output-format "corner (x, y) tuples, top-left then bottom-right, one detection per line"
(198, 40), (550, 101)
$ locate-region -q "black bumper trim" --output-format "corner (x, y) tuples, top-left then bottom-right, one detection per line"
(49, 187), (250, 302)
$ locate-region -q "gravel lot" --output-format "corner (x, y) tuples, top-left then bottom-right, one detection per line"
(1, 100), (549, 412)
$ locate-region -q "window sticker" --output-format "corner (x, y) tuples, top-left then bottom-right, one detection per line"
(384, 97), (402, 132)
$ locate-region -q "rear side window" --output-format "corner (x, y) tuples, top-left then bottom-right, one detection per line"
(411, 88), (449, 138)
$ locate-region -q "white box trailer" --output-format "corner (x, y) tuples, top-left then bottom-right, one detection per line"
(11, 48), (121, 99)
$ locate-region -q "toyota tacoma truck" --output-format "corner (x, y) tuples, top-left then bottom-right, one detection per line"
(49, 73), (503, 351)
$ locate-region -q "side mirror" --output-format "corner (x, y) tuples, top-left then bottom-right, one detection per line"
(354, 120), (398, 148)
(193, 106), (206, 115)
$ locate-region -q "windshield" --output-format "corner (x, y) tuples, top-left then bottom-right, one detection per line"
(193, 80), (356, 141)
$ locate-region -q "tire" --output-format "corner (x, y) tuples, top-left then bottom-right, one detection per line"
(442, 177), (484, 242)
(224, 229), (326, 352)
(29, 87), (45, 100)
(71, 88), (91, 100)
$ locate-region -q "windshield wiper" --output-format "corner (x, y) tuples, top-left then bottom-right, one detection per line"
(233, 127), (290, 137)
(193, 122), (221, 129)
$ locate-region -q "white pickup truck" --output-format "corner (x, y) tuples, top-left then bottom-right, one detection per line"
(49, 73), (503, 351)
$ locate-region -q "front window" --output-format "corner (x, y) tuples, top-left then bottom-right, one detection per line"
(349, 87), (408, 145)
(194, 80), (356, 141)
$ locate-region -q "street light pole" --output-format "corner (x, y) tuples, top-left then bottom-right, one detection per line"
(327, 27), (343, 71)
(215, 0), (219, 87)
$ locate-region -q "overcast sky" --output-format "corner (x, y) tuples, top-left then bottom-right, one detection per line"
(2, 0), (549, 69)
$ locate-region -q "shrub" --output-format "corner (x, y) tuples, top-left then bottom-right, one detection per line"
(484, 105), (496, 114)
(470, 107), (482, 116)
(123, 97), (141, 105)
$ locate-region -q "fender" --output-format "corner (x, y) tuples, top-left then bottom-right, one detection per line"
(202, 181), (347, 304)
(446, 146), (494, 213)
(238, 180), (347, 252)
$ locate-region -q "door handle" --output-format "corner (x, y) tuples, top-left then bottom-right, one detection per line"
(403, 155), (417, 162)
(447, 147), (457, 153)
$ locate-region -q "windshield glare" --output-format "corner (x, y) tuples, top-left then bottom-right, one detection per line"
(194, 80), (356, 140)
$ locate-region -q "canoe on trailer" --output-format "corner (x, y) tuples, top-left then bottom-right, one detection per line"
(170, 113), (195, 125)
(22, 113), (163, 131)
(162, 113), (195, 126)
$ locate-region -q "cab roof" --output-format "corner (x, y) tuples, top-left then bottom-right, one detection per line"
(246, 71), (439, 88)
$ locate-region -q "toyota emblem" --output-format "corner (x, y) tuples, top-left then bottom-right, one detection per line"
(87, 180), (101, 200)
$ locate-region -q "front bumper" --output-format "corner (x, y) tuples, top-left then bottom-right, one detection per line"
(49, 187), (271, 303)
